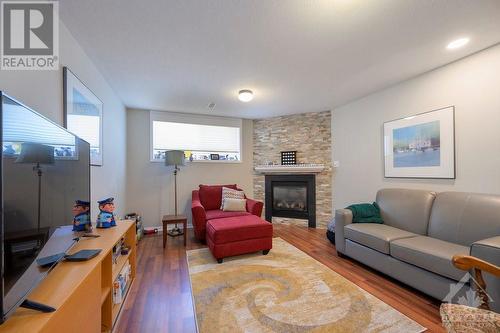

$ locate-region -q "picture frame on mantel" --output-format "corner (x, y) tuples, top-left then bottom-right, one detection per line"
(383, 106), (455, 179)
(63, 66), (103, 166)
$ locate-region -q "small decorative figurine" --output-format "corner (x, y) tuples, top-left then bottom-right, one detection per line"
(72, 200), (91, 232)
(96, 197), (117, 228)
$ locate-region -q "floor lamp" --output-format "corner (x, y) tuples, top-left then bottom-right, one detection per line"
(16, 143), (55, 231)
(165, 150), (186, 237)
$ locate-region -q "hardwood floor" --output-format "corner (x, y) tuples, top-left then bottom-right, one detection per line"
(115, 225), (444, 333)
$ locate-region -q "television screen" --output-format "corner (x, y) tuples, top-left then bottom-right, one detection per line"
(0, 92), (90, 321)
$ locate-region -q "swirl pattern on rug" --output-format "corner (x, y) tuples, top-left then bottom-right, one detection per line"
(187, 238), (426, 333)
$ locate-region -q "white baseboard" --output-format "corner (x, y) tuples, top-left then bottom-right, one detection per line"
(144, 224), (193, 232)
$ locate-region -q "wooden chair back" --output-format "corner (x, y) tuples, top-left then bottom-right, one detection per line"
(452, 255), (500, 310)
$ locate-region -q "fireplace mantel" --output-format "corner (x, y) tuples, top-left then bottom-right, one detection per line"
(255, 164), (324, 174)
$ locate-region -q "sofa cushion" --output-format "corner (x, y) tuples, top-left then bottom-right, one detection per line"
(198, 184), (237, 210)
(206, 215), (273, 244)
(205, 210), (250, 220)
(376, 189), (436, 235)
(344, 223), (417, 254)
(428, 192), (500, 246)
(390, 236), (469, 281)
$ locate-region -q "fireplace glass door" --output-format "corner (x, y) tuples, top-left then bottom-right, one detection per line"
(272, 185), (307, 212)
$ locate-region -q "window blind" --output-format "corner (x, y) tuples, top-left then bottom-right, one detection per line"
(152, 121), (240, 153)
(3, 102), (76, 146)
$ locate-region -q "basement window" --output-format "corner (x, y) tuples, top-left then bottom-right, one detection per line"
(150, 111), (242, 163)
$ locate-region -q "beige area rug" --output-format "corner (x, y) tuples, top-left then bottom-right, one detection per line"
(187, 238), (426, 333)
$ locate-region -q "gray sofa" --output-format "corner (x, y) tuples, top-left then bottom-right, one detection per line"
(335, 188), (500, 312)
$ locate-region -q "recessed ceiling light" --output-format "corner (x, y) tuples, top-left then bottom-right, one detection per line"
(238, 89), (253, 102)
(447, 37), (469, 50)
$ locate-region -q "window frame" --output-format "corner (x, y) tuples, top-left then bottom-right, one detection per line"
(149, 111), (243, 163)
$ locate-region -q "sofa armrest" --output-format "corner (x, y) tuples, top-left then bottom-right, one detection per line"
(246, 198), (264, 217)
(335, 208), (353, 254)
(470, 236), (500, 313)
(191, 190), (207, 240)
(471, 236), (500, 263)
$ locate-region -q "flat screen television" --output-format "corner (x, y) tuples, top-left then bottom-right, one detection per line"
(0, 92), (91, 322)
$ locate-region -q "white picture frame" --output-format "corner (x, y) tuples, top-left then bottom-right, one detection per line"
(384, 106), (455, 179)
(63, 67), (103, 166)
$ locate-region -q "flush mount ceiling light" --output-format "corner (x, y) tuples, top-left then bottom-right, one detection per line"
(238, 89), (253, 102)
(446, 37), (469, 50)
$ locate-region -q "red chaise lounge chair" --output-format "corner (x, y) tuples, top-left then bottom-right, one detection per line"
(191, 184), (272, 263)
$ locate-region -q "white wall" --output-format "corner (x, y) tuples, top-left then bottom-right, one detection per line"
(332, 44), (500, 210)
(0, 22), (127, 220)
(126, 109), (254, 228)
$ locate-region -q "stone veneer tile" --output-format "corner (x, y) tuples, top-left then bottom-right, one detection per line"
(253, 111), (332, 228)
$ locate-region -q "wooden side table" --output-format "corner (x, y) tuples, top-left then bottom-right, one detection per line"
(162, 215), (187, 248)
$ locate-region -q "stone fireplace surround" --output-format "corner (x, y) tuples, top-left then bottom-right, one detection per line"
(253, 111), (332, 228)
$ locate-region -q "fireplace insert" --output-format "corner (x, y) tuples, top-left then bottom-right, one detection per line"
(265, 174), (316, 227)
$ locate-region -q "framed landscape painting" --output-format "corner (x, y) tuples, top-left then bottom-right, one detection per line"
(384, 106), (455, 179)
(63, 67), (103, 166)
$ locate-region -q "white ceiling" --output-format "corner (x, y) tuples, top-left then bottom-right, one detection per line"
(60, 0), (500, 119)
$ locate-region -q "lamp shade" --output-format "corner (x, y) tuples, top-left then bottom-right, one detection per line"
(16, 142), (55, 165)
(165, 150), (186, 166)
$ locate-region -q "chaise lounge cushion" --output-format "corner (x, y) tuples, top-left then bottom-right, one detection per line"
(390, 236), (469, 281)
(207, 215), (273, 244)
(205, 210), (250, 220)
(344, 223), (417, 254)
(198, 184), (238, 210)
